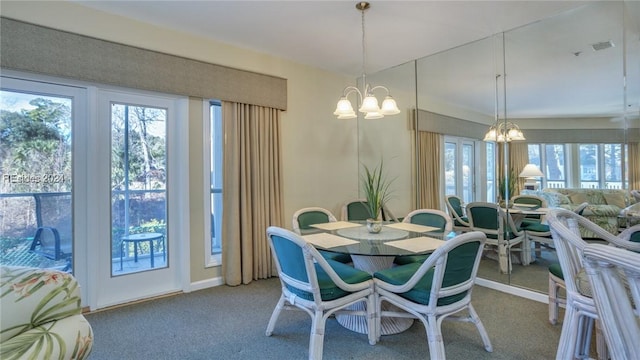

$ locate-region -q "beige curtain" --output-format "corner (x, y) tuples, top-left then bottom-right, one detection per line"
(417, 131), (441, 209)
(497, 141), (529, 198)
(221, 101), (284, 286)
(629, 142), (640, 190)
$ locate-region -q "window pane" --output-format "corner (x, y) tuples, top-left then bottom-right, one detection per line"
(579, 144), (599, 188)
(444, 142), (456, 195)
(486, 143), (496, 202)
(461, 143), (473, 203)
(111, 103), (167, 275)
(210, 103), (222, 255)
(603, 144), (622, 189)
(544, 144), (566, 188)
(0, 90), (73, 271)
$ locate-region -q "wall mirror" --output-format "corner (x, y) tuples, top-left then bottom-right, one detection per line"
(358, 1), (638, 294)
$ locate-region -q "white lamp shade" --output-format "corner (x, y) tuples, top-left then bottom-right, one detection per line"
(359, 95), (380, 113)
(508, 128), (526, 141)
(380, 96), (400, 115)
(483, 128), (497, 142)
(334, 97), (355, 116)
(337, 111), (357, 119)
(519, 164), (544, 178)
(364, 111), (383, 119)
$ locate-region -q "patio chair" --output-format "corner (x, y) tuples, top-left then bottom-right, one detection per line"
(547, 209), (640, 359)
(466, 202), (527, 273)
(444, 195), (471, 232)
(292, 207), (351, 263)
(265, 226), (375, 359)
(373, 231), (492, 358)
(583, 243), (640, 359)
(394, 209), (453, 265)
(28, 193), (72, 271)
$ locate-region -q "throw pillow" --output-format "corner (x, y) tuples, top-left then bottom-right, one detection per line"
(568, 191), (588, 205)
(603, 192), (626, 209)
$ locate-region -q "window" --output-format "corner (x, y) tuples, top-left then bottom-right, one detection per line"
(444, 136), (476, 203)
(205, 102), (223, 265)
(486, 142), (496, 202)
(579, 143), (625, 189)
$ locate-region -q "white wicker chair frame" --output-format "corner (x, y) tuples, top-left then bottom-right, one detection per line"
(292, 207), (337, 235)
(547, 209), (640, 360)
(548, 202), (589, 325)
(444, 195), (471, 232)
(466, 202), (528, 273)
(403, 209), (453, 233)
(373, 231), (492, 359)
(265, 226), (375, 360)
(340, 198), (399, 223)
(583, 243), (640, 360)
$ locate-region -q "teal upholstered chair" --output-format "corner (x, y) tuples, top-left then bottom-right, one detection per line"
(292, 207), (352, 263)
(340, 199), (398, 222)
(265, 226), (375, 359)
(511, 194), (546, 227)
(466, 202), (527, 273)
(445, 195), (471, 232)
(373, 231), (492, 359)
(394, 209), (453, 265)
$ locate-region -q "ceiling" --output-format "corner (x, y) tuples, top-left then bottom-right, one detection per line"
(74, 0), (588, 76)
(73, 1), (638, 119)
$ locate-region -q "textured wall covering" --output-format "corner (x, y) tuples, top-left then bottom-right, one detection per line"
(0, 18), (287, 110)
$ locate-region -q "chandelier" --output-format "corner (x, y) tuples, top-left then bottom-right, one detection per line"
(333, 2), (400, 120)
(483, 121), (526, 142)
(483, 74), (525, 142)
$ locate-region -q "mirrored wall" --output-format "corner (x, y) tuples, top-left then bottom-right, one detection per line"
(358, 1), (639, 294)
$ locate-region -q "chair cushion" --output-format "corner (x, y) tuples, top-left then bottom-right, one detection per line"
(287, 259), (371, 302)
(522, 222), (550, 233)
(375, 242), (480, 306)
(548, 263), (564, 280)
(319, 250), (352, 264)
(394, 254), (429, 265)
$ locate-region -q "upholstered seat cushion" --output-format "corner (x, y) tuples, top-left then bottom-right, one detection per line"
(319, 250), (352, 264)
(375, 242), (480, 306)
(522, 222), (550, 233)
(286, 259), (371, 301)
(548, 263), (564, 280)
(394, 254), (430, 265)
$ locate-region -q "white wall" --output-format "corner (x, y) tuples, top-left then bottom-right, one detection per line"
(2, 1), (360, 283)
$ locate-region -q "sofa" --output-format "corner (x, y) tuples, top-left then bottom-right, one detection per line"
(522, 188), (636, 238)
(0, 266), (93, 360)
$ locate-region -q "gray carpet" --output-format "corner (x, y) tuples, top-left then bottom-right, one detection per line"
(85, 278), (561, 359)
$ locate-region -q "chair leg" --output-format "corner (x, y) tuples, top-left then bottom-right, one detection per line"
(557, 304), (580, 359)
(265, 295), (286, 336)
(426, 315), (446, 360)
(309, 309), (326, 360)
(468, 303), (493, 352)
(549, 276), (559, 325)
(366, 294), (376, 345)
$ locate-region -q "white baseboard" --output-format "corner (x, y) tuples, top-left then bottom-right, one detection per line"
(189, 276), (224, 292)
(476, 278), (549, 304)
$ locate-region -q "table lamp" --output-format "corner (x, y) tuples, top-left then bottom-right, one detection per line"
(520, 164), (544, 190)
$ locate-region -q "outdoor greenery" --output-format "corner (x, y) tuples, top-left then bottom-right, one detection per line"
(360, 160), (394, 220)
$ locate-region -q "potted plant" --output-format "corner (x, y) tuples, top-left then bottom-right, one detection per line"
(361, 160), (394, 233)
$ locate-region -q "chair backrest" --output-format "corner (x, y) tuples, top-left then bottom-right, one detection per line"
(392, 231), (486, 307)
(30, 193), (72, 261)
(403, 209), (453, 234)
(292, 207), (337, 235)
(511, 195), (547, 208)
(266, 226), (360, 306)
(583, 243), (640, 359)
(445, 195), (467, 221)
(466, 202), (522, 239)
(546, 209), (640, 298)
(340, 199), (398, 222)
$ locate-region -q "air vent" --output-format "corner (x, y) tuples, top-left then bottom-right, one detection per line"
(591, 40), (614, 51)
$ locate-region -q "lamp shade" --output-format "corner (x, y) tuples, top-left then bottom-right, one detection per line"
(380, 96), (400, 115)
(359, 95), (381, 113)
(519, 164), (544, 178)
(334, 97), (355, 116)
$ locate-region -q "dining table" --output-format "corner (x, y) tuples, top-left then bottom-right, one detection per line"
(301, 221), (449, 336)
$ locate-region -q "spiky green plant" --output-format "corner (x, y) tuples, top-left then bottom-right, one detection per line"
(361, 160), (395, 220)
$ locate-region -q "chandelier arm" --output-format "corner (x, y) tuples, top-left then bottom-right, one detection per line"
(342, 86), (363, 99)
(368, 85), (391, 95)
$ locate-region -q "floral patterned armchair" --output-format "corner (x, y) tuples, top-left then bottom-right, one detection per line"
(0, 266), (93, 360)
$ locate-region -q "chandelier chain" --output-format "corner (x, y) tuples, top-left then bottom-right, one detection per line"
(361, 4), (367, 84)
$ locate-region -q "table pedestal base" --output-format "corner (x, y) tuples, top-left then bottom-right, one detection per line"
(335, 254), (414, 335)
